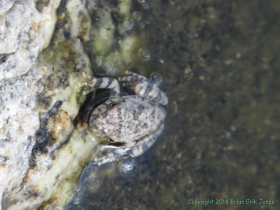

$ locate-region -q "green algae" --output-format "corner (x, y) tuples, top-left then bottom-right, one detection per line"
(65, 0), (280, 210)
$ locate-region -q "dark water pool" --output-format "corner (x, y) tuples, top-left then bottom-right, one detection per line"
(65, 1), (280, 209)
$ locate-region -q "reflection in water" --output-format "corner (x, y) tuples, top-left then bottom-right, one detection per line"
(65, 154), (136, 209)
(119, 156), (135, 173)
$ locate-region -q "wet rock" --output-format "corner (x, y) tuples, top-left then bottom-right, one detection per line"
(1, 0), (165, 209)
(0, 0), (61, 209)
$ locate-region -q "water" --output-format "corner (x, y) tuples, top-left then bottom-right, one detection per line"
(65, 0), (280, 209)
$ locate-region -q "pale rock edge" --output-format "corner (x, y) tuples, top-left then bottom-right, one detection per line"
(0, 0), (62, 209)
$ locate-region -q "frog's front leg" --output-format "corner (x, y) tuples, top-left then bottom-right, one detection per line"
(134, 80), (168, 105)
(119, 71), (168, 105)
(80, 72), (120, 96)
(118, 70), (150, 83)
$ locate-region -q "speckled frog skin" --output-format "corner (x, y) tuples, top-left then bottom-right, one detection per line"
(80, 71), (168, 161)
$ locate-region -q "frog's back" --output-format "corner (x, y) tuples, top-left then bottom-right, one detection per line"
(118, 96), (166, 142)
(90, 95), (166, 143)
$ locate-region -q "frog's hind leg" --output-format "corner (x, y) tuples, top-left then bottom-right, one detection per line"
(80, 72), (120, 96)
(131, 124), (165, 157)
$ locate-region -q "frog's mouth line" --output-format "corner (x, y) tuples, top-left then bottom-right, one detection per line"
(97, 117), (164, 148)
(107, 141), (126, 147)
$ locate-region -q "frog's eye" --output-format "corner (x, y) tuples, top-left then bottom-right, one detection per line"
(107, 102), (119, 108)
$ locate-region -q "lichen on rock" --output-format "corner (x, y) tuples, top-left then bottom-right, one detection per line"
(1, 0), (159, 209)
(0, 0), (54, 209)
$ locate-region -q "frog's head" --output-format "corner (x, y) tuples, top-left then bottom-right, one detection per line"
(89, 97), (127, 143)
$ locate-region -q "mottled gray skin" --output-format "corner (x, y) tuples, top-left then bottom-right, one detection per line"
(80, 71), (168, 161)
(90, 95), (166, 144)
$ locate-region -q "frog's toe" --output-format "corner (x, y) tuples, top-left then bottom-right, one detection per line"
(134, 81), (168, 105)
(82, 72), (94, 80)
(119, 70), (149, 83)
(118, 75), (133, 83)
(124, 70), (140, 77)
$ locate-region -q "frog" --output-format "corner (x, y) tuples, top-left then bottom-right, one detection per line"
(79, 70), (168, 164)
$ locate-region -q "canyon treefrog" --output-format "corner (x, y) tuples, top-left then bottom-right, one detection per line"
(80, 71), (168, 164)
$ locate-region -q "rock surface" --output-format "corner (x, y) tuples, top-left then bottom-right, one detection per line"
(0, 0), (61, 208)
(1, 0), (163, 209)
